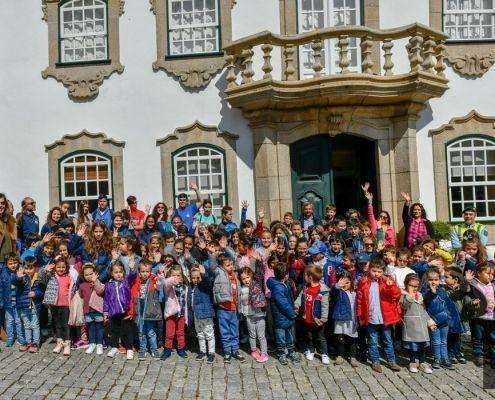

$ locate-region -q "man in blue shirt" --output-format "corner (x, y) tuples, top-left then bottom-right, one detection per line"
(173, 182), (202, 233)
(17, 197), (39, 249)
(91, 194), (114, 228)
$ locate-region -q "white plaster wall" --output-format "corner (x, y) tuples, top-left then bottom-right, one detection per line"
(0, 0), (280, 221)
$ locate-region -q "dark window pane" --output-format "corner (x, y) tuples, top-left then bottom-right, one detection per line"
(474, 140), (484, 146)
(488, 166), (495, 181)
(451, 187), (462, 201)
(488, 150), (495, 165)
(87, 181), (98, 196)
(88, 199), (99, 213)
(475, 186), (486, 200)
(461, 140), (471, 147)
(488, 185), (495, 200)
(452, 203), (463, 218)
(462, 151), (473, 165)
(463, 186), (474, 200)
(476, 202), (487, 217)
(68, 202), (77, 215)
(489, 202), (495, 217)
(65, 183), (75, 197)
(99, 181), (109, 196)
(86, 155), (96, 162)
(75, 155), (85, 162)
(474, 150), (485, 165)
(76, 182), (86, 196)
(211, 159), (221, 173)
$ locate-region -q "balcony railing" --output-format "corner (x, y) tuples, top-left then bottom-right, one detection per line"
(224, 23), (448, 88)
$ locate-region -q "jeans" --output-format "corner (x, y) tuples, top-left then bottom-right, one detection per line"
(366, 324), (395, 363)
(447, 332), (463, 359)
(19, 308), (40, 345)
(431, 325), (449, 363)
(87, 321), (104, 345)
(274, 326), (295, 355)
(472, 318), (495, 360)
(139, 320), (158, 353)
(217, 309), (239, 353)
(5, 306), (26, 345)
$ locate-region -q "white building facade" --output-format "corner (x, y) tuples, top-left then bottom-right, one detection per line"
(1, 0), (495, 241)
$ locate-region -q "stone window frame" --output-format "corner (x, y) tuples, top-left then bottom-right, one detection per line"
(430, 0), (495, 77)
(430, 110), (495, 224)
(279, 0), (381, 77)
(149, 0), (235, 89)
(156, 120), (240, 219)
(45, 129), (126, 211)
(42, 0), (125, 99)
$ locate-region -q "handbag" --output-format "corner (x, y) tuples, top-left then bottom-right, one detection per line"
(68, 291), (85, 326)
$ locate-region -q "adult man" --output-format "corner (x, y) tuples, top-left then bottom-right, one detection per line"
(92, 194), (114, 228)
(17, 197), (39, 248)
(173, 182), (202, 233)
(450, 206), (489, 250)
(298, 203), (321, 232)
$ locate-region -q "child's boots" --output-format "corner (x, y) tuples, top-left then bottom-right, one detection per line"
(63, 340), (71, 356)
(53, 339), (63, 354)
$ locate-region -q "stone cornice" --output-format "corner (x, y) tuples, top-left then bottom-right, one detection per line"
(45, 129), (126, 151)
(156, 120), (239, 146)
(429, 109), (495, 136)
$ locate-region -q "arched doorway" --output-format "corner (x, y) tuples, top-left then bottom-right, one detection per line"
(290, 134), (377, 219)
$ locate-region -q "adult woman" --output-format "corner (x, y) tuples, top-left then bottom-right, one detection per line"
(151, 202), (168, 223)
(401, 192), (435, 248)
(73, 200), (93, 229)
(40, 206), (62, 236)
(0, 193), (17, 265)
(361, 183), (396, 247)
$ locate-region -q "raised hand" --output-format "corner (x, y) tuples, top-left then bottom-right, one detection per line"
(167, 206), (174, 219)
(401, 192), (411, 203)
(28, 291), (35, 298)
(190, 182), (199, 191)
(258, 207), (265, 220)
(364, 191), (373, 202)
(241, 200), (249, 209)
(16, 268), (24, 279)
(76, 224), (87, 237)
(111, 248), (119, 260)
(361, 182), (370, 193)
(45, 263), (55, 273)
(154, 252), (162, 264)
(42, 232), (54, 244)
(465, 269), (475, 281)
(145, 204), (151, 214)
(198, 264), (206, 274)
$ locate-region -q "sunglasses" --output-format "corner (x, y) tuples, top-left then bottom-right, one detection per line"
(364, 243), (374, 247)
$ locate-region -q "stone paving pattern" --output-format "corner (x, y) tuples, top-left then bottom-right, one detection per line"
(0, 344), (495, 400)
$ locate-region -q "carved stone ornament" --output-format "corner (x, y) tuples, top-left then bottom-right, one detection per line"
(42, 0), (125, 99)
(446, 53), (495, 78)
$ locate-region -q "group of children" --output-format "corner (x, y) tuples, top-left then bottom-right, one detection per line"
(1, 190), (494, 375)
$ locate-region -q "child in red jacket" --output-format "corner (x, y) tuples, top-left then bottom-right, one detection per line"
(357, 257), (402, 373)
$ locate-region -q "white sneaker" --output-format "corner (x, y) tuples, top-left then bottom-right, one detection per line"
(85, 344), (96, 355)
(304, 351), (314, 361)
(107, 347), (119, 358)
(96, 344), (103, 355)
(409, 362), (418, 373)
(126, 349), (134, 360)
(321, 354), (330, 365)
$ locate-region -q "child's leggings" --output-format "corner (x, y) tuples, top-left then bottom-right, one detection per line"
(165, 315), (185, 349)
(108, 313), (135, 350)
(335, 334), (357, 358)
(194, 317), (215, 354)
(51, 306), (70, 340)
(408, 348), (427, 364)
(246, 315), (267, 355)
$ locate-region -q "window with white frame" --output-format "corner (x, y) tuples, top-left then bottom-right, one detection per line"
(447, 137), (495, 221)
(168, 0), (220, 56)
(60, 153), (113, 215)
(297, 0), (361, 78)
(443, 0), (495, 41)
(173, 146), (226, 215)
(60, 0), (108, 63)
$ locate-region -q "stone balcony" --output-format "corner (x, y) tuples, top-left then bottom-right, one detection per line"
(223, 23), (449, 113)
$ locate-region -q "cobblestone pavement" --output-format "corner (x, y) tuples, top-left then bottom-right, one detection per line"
(0, 343), (495, 400)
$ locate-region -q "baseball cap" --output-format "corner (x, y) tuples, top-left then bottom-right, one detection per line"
(462, 206), (476, 213)
(356, 253), (370, 265)
(308, 241), (328, 255)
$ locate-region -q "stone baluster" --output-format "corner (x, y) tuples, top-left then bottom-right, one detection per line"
(261, 44), (274, 80)
(284, 44), (296, 81)
(360, 35), (374, 74)
(338, 35), (350, 74)
(382, 39), (394, 76)
(311, 39), (323, 77)
(241, 47), (254, 85)
(225, 54), (237, 89)
(422, 36), (436, 74)
(408, 32), (424, 72)
(435, 40), (447, 77)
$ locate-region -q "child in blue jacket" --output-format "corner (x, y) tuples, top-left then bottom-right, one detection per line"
(266, 262), (300, 365)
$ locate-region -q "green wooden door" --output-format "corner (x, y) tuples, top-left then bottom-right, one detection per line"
(290, 135), (333, 220)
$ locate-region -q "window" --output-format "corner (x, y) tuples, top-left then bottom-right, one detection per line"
(168, 0), (220, 56)
(60, 152), (113, 215)
(60, 0), (108, 63)
(443, 0), (495, 41)
(173, 146), (226, 215)
(447, 137), (495, 220)
(297, 0), (361, 77)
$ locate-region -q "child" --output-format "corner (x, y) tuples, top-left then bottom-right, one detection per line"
(208, 253), (245, 363)
(332, 271), (358, 367)
(188, 266), (215, 363)
(39, 256), (75, 356)
(1, 253), (28, 349)
(15, 256), (44, 352)
(295, 264), (330, 364)
(160, 265), (189, 360)
(78, 263), (105, 355)
(422, 268), (463, 369)
(130, 260), (162, 359)
(457, 238), (487, 273)
(327, 236), (344, 268)
(103, 260), (137, 360)
(308, 241), (336, 289)
(463, 266), (495, 367)
(238, 267), (268, 363)
(356, 257), (402, 373)
(289, 238), (309, 287)
(266, 262), (300, 365)
(392, 248), (415, 289)
(113, 236), (141, 275)
(400, 273), (434, 374)
(345, 219), (364, 255)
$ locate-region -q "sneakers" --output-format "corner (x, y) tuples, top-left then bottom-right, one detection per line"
(409, 362), (418, 373)
(474, 357), (484, 367)
(5, 340), (14, 348)
(224, 353), (232, 364)
(419, 363), (433, 374)
(177, 349), (188, 358)
(432, 361), (441, 369)
(388, 362), (401, 372)
(138, 351), (147, 360)
(231, 351), (246, 363)
(457, 356), (467, 364)
(63, 340), (71, 356)
(196, 351), (206, 361)
(107, 347), (119, 358)
(19, 344), (29, 352)
(251, 349), (261, 361)
(96, 344), (103, 355)
(334, 356), (344, 365)
(304, 350), (314, 361)
(321, 354), (330, 365)
(72, 339), (89, 350)
(442, 361), (455, 370)
(85, 344), (97, 355)
(207, 353), (215, 364)
(279, 354), (288, 365)
(126, 350), (134, 360)
(53, 339), (63, 354)
(371, 363), (382, 373)
(257, 353), (268, 363)
(287, 352), (300, 363)
(161, 348), (172, 361)
(28, 344), (39, 353)
(118, 345), (126, 354)
(151, 351), (160, 359)
(350, 358), (359, 368)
